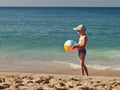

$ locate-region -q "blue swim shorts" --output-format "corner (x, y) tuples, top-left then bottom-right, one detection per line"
(78, 48), (86, 55)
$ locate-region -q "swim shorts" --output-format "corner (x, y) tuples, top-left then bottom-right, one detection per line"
(78, 48), (86, 55)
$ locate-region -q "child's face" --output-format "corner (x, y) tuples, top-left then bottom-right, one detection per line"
(77, 31), (85, 35)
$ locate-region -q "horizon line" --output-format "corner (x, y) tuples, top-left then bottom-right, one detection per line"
(0, 6), (120, 8)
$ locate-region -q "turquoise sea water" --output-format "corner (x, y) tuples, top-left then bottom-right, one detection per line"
(0, 7), (120, 71)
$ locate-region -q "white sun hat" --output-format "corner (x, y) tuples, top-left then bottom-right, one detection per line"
(73, 24), (86, 32)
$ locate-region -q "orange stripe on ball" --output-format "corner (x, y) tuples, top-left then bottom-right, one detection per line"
(64, 45), (71, 52)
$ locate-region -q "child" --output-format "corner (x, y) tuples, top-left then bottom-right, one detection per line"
(73, 24), (89, 76)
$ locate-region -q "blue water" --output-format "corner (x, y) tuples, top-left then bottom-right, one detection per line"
(0, 7), (120, 71)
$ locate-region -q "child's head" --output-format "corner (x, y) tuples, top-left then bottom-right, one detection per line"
(73, 24), (86, 34)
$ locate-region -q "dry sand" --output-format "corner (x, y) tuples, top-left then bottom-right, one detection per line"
(0, 72), (119, 90)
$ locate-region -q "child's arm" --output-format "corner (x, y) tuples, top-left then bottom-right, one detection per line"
(73, 36), (87, 49)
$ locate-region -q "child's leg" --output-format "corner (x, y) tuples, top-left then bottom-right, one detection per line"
(78, 54), (84, 76)
(78, 53), (89, 76)
(79, 58), (84, 76)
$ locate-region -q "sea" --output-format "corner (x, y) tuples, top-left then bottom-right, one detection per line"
(0, 7), (120, 75)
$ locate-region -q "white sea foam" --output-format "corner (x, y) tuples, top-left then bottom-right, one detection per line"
(53, 61), (120, 70)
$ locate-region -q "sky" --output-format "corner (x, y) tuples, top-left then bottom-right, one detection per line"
(0, 0), (120, 7)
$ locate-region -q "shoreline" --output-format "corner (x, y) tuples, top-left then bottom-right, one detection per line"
(0, 72), (119, 90)
(0, 67), (120, 77)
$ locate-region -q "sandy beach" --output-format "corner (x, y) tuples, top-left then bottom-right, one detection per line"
(0, 7), (120, 90)
(0, 72), (119, 90)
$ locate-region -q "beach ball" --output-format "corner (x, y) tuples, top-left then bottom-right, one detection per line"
(64, 40), (77, 52)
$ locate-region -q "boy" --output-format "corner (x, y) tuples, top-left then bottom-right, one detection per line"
(73, 24), (89, 76)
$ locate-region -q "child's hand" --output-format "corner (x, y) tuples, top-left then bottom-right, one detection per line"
(72, 44), (77, 49)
